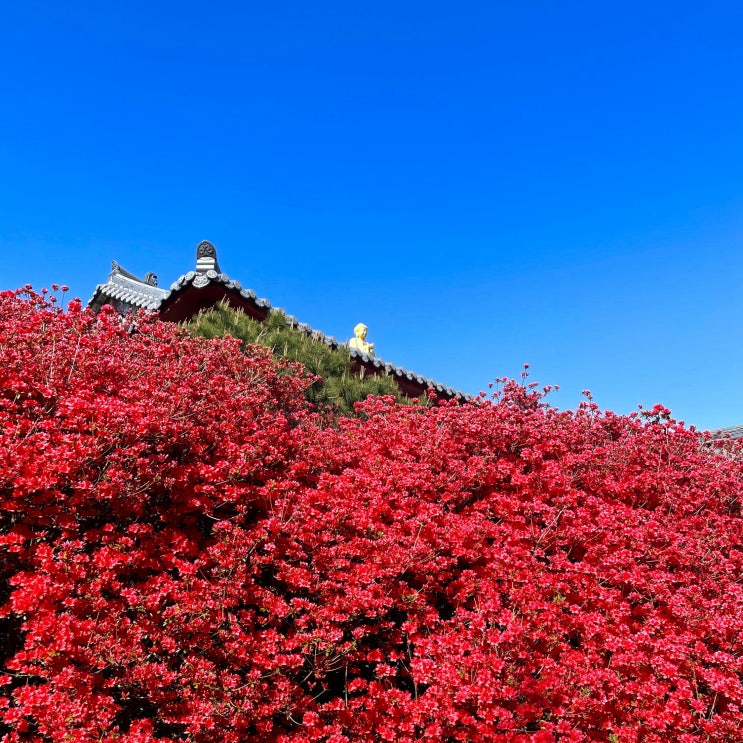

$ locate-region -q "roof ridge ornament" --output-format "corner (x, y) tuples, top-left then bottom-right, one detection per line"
(109, 260), (158, 286)
(195, 240), (221, 274)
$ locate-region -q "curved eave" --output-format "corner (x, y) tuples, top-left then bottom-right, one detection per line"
(159, 271), (272, 323)
(348, 349), (467, 401)
(88, 284), (163, 313)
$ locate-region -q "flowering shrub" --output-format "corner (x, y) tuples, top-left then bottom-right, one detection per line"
(1, 290), (742, 742)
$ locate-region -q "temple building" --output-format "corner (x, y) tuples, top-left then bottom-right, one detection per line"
(89, 240), (465, 401)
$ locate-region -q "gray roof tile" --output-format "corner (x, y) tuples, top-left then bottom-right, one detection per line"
(710, 424), (743, 440)
(89, 263), (168, 313)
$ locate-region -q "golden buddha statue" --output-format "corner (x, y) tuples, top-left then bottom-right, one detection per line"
(349, 323), (375, 355)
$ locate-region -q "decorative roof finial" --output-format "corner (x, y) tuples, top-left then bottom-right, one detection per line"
(195, 240), (221, 274)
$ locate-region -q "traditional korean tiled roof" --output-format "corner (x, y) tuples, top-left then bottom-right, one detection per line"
(710, 424), (743, 440)
(160, 266), (273, 322)
(89, 241), (467, 400)
(88, 261), (168, 313)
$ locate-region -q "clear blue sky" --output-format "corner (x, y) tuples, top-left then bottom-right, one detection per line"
(2, 1), (743, 430)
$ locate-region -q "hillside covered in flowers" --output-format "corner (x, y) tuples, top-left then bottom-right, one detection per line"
(1, 289), (742, 742)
